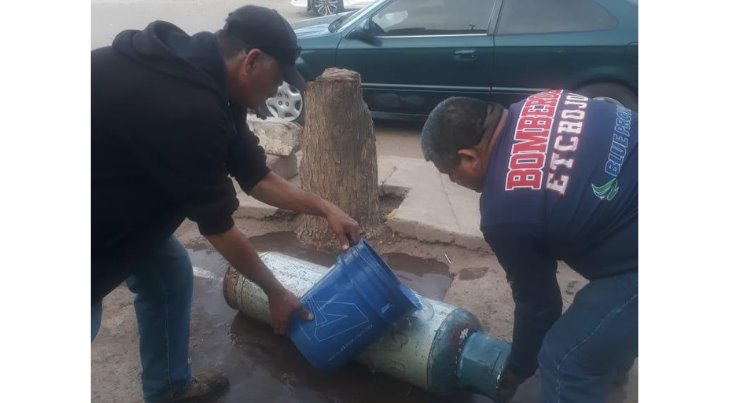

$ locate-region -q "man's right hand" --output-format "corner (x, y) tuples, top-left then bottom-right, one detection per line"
(323, 203), (360, 251)
(267, 288), (313, 335)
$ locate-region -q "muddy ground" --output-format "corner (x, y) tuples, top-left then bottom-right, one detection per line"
(91, 198), (638, 402)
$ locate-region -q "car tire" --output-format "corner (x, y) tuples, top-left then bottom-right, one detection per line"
(311, 0), (344, 16)
(265, 81), (305, 124)
(575, 82), (638, 112)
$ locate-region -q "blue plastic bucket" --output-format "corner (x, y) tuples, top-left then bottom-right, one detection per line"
(288, 239), (422, 372)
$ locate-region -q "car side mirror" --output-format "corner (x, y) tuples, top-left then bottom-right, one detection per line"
(347, 18), (381, 46)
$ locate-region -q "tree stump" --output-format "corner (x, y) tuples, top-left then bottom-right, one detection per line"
(297, 68), (379, 247)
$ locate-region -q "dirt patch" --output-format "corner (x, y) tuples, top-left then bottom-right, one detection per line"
(458, 266), (490, 281)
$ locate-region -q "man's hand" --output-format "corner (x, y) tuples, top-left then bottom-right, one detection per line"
(250, 172), (360, 250)
(495, 369), (524, 403)
(206, 226), (313, 335)
(324, 204), (360, 250)
(267, 288), (313, 335)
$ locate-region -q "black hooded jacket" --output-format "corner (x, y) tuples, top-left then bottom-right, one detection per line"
(91, 21), (269, 302)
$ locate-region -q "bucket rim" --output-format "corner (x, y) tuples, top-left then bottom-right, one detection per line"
(344, 239), (422, 312)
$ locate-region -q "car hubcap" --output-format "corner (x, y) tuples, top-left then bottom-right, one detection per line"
(313, 0), (338, 15)
(265, 81), (303, 121)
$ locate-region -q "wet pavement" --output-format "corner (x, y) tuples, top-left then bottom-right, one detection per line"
(186, 246), (490, 403)
(179, 236), (632, 403)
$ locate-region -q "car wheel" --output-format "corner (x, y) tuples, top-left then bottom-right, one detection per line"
(575, 83), (638, 112)
(265, 81), (305, 123)
(311, 0), (343, 16)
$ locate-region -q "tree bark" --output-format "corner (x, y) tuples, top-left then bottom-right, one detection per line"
(297, 68), (379, 246)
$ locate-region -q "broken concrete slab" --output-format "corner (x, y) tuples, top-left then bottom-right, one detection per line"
(378, 156), (407, 197)
(453, 232), (489, 252)
(266, 153), (298, 180)
(387, 187), (458, 244)
(248, 116), (302, 156)
(381, 157), (491, 252)
(381, 157), (440, 197)
(442, 178), (488, 251)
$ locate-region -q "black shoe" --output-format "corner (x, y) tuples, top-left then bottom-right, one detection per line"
(152, 372), (229, 402)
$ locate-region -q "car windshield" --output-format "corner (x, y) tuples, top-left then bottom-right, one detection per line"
(331, 0), (388, 32)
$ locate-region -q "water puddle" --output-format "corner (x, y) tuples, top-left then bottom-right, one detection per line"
(186, 241), (629, 403)
(458, 266), (490, 281)
(249, 232), (453, 301)
(383, 253), (452, 301)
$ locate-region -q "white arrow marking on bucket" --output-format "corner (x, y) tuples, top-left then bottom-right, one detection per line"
(312, 300), (370, 342)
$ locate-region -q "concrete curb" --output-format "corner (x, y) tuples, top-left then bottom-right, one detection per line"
(234, 155), (490, 252)
(379, 157), (490, 252)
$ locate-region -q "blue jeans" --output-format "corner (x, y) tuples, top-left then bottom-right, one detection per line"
(538, 271), (638, 403)
(92, 236), (193, 402)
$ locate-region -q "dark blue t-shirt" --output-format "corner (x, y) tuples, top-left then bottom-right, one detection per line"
(480, 90), (638, 378)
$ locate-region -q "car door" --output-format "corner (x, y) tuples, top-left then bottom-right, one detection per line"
(335, 0), (499, 119)
(490, 0), (637, 106)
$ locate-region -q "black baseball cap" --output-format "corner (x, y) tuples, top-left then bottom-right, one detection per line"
(223, 5), (306, 90)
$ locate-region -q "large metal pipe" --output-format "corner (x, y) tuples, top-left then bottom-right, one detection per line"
(223, 252), (510, 399)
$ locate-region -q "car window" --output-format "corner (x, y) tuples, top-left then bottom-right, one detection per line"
(497, 0), (617, 34)
(336, 0), (386, 32)
(371, 0), (496, 36)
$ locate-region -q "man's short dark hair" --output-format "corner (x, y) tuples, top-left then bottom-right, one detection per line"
(421, 97), (505, 170)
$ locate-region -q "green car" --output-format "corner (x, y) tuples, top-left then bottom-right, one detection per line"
(265, 0), (638, 122)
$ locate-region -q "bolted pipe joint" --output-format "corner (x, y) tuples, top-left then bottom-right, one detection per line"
(457, 331), (511, 398)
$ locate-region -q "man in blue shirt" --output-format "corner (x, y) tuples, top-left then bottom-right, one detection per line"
(421, 91), (637, 403)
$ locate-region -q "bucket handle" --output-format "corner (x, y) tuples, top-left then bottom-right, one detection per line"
(346, 233), (357, 248)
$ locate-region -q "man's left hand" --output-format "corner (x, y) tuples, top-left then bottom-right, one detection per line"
(325, 205), (360, 250)
(495, 369), (525, 403)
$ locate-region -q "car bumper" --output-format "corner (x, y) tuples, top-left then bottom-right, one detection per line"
(291, 0), (307, 8)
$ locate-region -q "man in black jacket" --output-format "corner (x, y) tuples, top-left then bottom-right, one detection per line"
(91, 6), (359, 402)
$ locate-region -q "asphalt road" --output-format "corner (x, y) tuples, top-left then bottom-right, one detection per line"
(92, 0), (310, 50)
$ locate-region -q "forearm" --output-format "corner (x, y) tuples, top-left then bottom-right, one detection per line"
(507, 298), (562, 378)
(250, 171), (360, 250)
(205, 225), (285, 296)
(250, 171), (333, 217)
